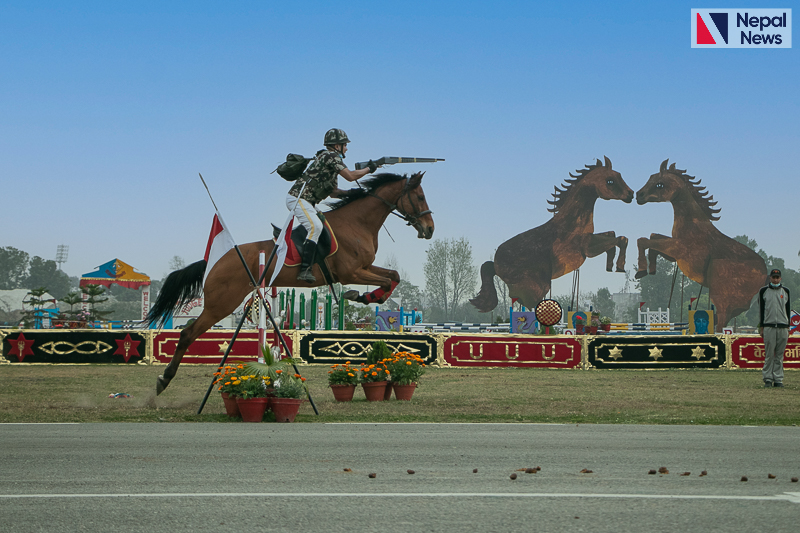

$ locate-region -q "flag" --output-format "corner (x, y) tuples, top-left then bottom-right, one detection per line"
(639, 302), (646, 309)
(268, 212), (294, 286)
(203, 213), (235, 287)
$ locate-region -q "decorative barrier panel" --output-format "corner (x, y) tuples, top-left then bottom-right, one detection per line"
(2, 330), (147, 364)
(442, 334), (581, 368)
(298, 331), (437, 365)
(588, 335), (726, 369)
(730, 335), (800, 369)
(152, 330), (291, 365)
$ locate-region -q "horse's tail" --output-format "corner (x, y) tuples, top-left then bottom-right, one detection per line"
(145, 260), (207, 328)
(469, 261), (498, 313)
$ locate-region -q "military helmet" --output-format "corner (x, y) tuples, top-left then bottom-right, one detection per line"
(324, 128), (350, 146)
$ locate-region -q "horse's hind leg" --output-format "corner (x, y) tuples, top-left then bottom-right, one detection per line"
(157, 312), (218, 395)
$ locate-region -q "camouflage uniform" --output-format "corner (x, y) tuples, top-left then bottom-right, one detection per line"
(288, 149), (347, 205)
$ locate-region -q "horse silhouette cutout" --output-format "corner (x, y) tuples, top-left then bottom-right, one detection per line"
(147, 172), (434, 394)
(471, 157), (633, 312)
(635, 160), (766, 331)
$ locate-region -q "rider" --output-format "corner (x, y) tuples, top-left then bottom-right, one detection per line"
(287, 128), (379, 283)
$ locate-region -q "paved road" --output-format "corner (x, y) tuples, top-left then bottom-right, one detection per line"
(2, 423), (799, 532)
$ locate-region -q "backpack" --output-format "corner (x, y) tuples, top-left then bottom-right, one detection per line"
(273, 153), (311, 181)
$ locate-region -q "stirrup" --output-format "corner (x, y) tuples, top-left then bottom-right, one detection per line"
(297, 267), (316, 283)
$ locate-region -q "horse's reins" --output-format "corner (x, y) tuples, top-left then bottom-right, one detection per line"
(362, 178), (433, 228)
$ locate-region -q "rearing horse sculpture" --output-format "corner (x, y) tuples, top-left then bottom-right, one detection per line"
(147, 172), (434, 394)
(635, 160), (766, 330)
(470, 157), (633, 312)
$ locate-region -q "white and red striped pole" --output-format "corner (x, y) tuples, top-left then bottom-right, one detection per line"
(258, 251), (266, 363)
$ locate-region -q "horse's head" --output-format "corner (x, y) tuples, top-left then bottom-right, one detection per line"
(636, 159), (684, 205)
(397, 171), (434, 239)
(586, 156), (633, 203)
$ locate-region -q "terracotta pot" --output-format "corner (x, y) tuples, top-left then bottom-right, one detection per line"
(384, 381), (394, 400)
(362, 381), (389, 402)
(392, 382), (417, 401)
(236, 397), (269, 422)
(271, 398), (303, 422)
(220, 392), (240, 418)
(602, 324), (611, 332)
(588, 326), (598, 334)
(330, 384), (356, 402)
(576, 324), (585, 334)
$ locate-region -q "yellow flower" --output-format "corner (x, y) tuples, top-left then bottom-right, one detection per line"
(347, 373), (354, 377)
(406, 361), (412, 365)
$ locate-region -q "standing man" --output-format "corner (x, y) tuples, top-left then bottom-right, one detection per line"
(758, 268), (791, 388)
(287, 128), (379, 283)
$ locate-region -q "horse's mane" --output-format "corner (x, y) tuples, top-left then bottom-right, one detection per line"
(660, 160), (721, 221)
(547, 157), (611, 214)
(326, 173), (407, 210)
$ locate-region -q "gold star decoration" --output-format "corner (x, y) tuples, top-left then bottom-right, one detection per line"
(218, 341), (230, 353)
(691, 346), (705, 360)
(648, 346), (663, 360)
(607, 346), (623, 360)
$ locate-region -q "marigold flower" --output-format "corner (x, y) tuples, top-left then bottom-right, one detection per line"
(347, 373), (354, 377)
(406, 361), (412, 365)
(295, 374), (301, 378)
(301, 377), (306, 382)
(371, 372), (377, 376)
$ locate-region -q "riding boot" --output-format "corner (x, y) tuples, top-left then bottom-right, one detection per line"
(297, 240), (317, 283)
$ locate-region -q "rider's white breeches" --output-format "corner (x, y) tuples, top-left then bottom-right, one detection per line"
(286, 194), (321, 244)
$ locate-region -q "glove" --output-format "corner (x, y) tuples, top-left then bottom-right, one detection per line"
(367, 160), (378, 173)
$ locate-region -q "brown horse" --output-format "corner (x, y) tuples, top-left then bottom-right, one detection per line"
(147, 172), (434, 394)
(635, 160), (766, 330)
(470, 157), (633, 312)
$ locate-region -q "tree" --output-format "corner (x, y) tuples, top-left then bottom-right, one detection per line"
(20, 287), (53, 328)
(59, 291), (83, 321)
(81, 284), (114, 322)
(590, 287), (616, 319)
(168, 255), (186, 272)
(424, 237), (477, 321)
(0, 247), (30, 290)
(25, 256), (73, 298)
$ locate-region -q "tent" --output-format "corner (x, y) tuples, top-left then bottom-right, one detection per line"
(80, 259), (152, 324)
(80, 259), (150, 289)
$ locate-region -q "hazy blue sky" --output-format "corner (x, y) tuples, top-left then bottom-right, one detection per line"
(2, 1), (797, 300)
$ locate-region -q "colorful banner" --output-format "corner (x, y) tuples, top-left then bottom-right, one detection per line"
(730, 336), (800, 369)
(443, 334), (581, 368)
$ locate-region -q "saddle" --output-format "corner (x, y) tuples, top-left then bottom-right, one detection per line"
(271, 216), (339, 268)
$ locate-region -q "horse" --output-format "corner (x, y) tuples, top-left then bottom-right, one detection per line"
(146, 172), (434, 394)
(470, 157), (633, 312)
(634, 159), (766, 330)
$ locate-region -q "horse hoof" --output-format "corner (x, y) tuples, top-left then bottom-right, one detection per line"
(616, 268), (626, 273)
(634, 270), (648, 279)
(156, 375), (169, 396)
(343, 290), (360, 301)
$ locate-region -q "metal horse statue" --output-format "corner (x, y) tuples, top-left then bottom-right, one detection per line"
(146, 172), (434, 394)
(470, 157), (633, 312)
(635, 160), (766, 330)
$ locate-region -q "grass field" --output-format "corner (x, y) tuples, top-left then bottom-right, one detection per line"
(0, 364), (797, 425)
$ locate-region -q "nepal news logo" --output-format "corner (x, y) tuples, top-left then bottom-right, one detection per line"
(692, 9), (792, 48)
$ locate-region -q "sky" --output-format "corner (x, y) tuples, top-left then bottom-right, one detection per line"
(2, 1), (797, 302)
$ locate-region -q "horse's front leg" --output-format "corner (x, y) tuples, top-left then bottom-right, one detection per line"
(342, 266), (400, 304)
(635, 233), (673, 279)
(586, 231), (628, 273)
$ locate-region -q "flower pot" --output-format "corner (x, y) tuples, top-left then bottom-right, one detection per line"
(236, 397), (269, 422)
(330, 384), (356, 402)
(576, 324), (585, 334)
(588, 326), (598, 334)
(602, 324), (611, 332)
(362, 381), (389, 402)
(271, 398), (303, 422)
(384, 381), (394, 400)
(392, 382), (417, 401)
(220, 392), (240, 418)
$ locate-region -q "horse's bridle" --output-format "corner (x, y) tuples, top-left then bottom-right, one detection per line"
(366, 178), (433, 228)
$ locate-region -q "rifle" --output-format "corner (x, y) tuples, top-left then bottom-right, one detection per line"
(354, 156), (445, 170)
